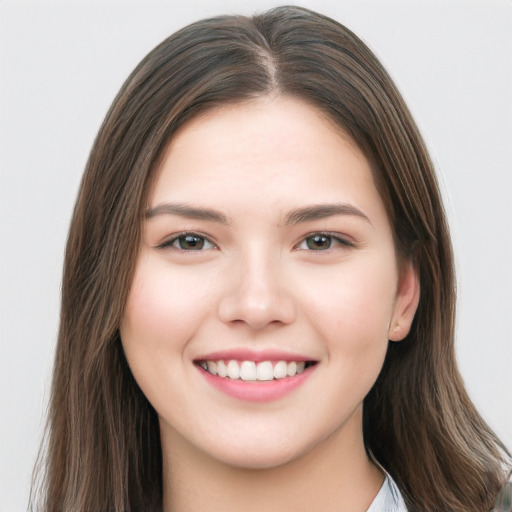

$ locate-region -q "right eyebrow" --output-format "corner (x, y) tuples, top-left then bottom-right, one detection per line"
(284, 203), (372, 226)
(145, 202), (231, 225)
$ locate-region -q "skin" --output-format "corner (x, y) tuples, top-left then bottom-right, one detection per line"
(120, 96), (419, 512)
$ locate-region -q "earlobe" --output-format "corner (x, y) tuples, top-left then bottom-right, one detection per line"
(388, 260), (420, 342)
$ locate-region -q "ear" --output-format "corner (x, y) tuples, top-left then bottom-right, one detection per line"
(388, 260), (420, 342)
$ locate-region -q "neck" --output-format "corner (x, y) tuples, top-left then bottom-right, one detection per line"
(161, 407), (384, 512)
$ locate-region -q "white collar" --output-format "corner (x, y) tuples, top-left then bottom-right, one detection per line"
(365, 474), (408, 512)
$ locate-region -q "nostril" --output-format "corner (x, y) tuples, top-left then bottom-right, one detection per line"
(217, 292), (297, 329)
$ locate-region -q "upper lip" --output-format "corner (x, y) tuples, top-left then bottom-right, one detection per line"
(194, 348), (317, 363)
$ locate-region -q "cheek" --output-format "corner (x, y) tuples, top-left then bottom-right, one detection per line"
(120, 257), (213, 394)
(313, 258), (396, 405)
(119, 255), (219, 418)
(121, 256), (213, 350)
(122, 276), (180, 353)
(299, 254), (398, 350)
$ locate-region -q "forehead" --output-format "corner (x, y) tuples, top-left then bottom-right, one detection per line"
(149, 97), (387, 228)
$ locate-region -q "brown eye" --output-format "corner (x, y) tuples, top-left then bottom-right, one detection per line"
(306, 235), (332, 250)
(177, 234), (206, 250)
(158, 233), (216, 251)
(296, 233), (355, 252)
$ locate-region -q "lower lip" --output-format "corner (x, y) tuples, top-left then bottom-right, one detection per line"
(197, 365), (316, 402)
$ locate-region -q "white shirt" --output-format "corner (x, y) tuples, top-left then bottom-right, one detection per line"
(366, 474), (408, 512)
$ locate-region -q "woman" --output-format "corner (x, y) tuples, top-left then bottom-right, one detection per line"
(31, 6), (510, 511)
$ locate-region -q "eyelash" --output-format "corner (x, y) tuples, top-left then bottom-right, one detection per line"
(156, 231), (355, 252)
(156, 232), (217, 251)
(295, 232), (355, 252)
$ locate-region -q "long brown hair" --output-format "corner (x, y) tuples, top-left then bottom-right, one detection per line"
(32, 6), (510, 511)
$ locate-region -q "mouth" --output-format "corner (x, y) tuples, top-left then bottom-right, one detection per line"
(195, 359), (317, 382)
(194, 350), (319, 402)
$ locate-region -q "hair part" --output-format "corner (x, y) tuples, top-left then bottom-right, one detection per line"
(32, 6), (510, 512)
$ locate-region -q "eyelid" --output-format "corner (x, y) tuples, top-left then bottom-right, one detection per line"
(155, 231), (218, 251)
(294, 231), (356, 251)
(154, 231), (354, 252)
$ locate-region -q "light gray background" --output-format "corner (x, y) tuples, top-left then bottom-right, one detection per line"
(1, 1), (511, 510)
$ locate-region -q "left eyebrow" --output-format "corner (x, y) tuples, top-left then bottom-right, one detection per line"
(145, 202), (231, 224)
(284, 203), (371, 226)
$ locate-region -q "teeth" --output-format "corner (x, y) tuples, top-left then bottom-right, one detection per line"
(227, 360), (240, 379)
(273, 361), (287, 379)
(217, 360), (227, 377)
(200, 359), (311, 381)
(240, 361), (256, 381)
(207, 361), (217, 375)
(256, 361), (274, 381)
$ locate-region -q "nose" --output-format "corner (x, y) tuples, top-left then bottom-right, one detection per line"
(217, 249), (296, 330)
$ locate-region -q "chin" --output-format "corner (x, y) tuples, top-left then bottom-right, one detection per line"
(212, 445), (303, 471)
(199, 428), (323, 471)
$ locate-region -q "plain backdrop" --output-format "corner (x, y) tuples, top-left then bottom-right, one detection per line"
(1, 1), (511, 510)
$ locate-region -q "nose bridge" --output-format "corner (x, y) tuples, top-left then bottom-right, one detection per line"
(217, 242), (296, 329)
(241, 246), (278, 303)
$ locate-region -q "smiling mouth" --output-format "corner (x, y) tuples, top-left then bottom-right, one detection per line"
(196, 359), (317, 382)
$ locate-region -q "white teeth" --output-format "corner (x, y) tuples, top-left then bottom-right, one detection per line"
(217, 360), (227, 377)
(227, 360), (240, 379)
(240, 361), (256, 381)
(207, 361), (217, 375)
(256, 361), (274, 381)
(201, 359), (311, 381)
(273, 360), (287, 379)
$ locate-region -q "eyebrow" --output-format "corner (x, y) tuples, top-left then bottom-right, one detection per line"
(145, 201), (370, 226)
(284, 203), (371, 225)
(145, 202), (231, 224)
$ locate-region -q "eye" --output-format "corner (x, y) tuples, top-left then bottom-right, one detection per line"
(158, 233), (217, 251)
(296, 233), (355, 251)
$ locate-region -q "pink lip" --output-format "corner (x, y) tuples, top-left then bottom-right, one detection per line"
(196, 363), (317, 403)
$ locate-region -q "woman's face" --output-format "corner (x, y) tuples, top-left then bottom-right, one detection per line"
(120, 97), (418, 469)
